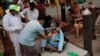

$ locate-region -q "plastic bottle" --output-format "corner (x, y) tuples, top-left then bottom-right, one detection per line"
(67, 51), (79, 56)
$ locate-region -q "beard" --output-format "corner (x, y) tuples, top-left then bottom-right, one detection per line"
(30, 8), (34, 11)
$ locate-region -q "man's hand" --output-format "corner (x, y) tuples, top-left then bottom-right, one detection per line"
(24, 16), (29, 23)
(35, 36), (43, 40)
(48, 32), (52, 38)
(24, 16), (28, 20)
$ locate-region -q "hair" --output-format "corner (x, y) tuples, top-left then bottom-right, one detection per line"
(43, 15), (53, 28)
(29, 2), (35, 7)
(45, 15), (53, 22)
(53, 20), (59, 27)
(37, 16), (45, 20)
(88, 2), (93, 5)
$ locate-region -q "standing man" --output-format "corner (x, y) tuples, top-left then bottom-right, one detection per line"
(17, 0), (25, 10)
(88, 1), (95, 9)
(36, 1), (46, 16)
(20, 2), (39, 21)
(19, 16), (52, 56)
(3, 4), (23, 56)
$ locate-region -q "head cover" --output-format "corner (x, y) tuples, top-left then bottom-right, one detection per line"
(9, 4), (20, 12)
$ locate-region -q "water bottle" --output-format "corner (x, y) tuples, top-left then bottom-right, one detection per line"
(67, 51), (79, 56)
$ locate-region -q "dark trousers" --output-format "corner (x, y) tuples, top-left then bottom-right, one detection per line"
(20, 43), (41, 56)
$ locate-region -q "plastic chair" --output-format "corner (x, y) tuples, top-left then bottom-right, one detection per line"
(74, 18), (83, 37)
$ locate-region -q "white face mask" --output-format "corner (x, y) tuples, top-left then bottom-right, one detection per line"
(51, 22), (56, 29)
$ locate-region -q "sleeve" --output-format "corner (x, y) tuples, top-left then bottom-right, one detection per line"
(22, 22), (26, 27)
(32, 9), (39, 20)
(17, 0), (20, 4)
(38, 25), (45, 35)
(35, 9), (39, 19)
(20, 8), (28, 18)
(3, 16), (21, 32)
(58, 30), (64, 51)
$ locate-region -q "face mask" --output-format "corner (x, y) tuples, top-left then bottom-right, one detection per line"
(51, 23), (56, 29)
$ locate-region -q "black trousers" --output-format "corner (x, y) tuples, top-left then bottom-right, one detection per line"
(20, 43), (41, 56)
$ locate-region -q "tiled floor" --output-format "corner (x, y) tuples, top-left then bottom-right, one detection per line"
(0, 28), (100, 56)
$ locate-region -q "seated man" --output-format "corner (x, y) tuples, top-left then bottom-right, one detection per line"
(42, 15), (53, 28)
(41, 20), (66, 52)
(68, 2), (82, 20)
(66, 2), (82, 26)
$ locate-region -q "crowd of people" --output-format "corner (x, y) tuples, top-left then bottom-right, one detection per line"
(2, 0), (67, 56)
(1, 0), (95, 56)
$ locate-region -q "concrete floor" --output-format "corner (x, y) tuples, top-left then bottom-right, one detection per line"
(68, 33), (100, 56)
(0, 29), (100, 56)
(0, 17), (100, 56)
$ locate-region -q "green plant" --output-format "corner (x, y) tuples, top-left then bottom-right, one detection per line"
(0, 53), (3, 56)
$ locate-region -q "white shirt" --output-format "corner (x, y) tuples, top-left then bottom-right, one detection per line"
(20, 8), (39, 21)
(3, 12), (23, 32)
(18, 0), (24, 10)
